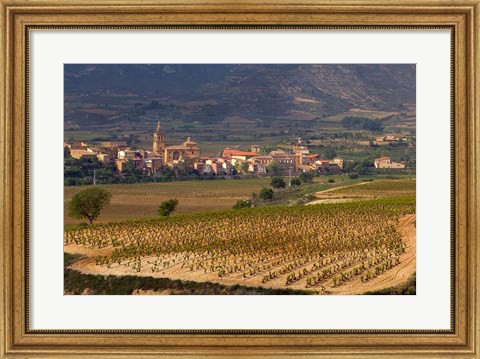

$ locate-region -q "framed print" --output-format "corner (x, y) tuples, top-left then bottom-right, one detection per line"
(1, 0), (479, 357)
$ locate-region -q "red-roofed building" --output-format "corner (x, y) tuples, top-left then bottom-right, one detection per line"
(223, 148), (260, 161)
(314, 158), (343, 174)
(302, 154), (319, 165)
(374, 157), (405, 169)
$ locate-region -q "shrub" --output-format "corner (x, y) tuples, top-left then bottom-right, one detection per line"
(290, 178), (301, 186)
(232, 200), (251, 209)
(158, 198), (179, 217)
(65, 178), (78, 186)
(299, 171), (314, 184)
(271, 177), (286, 189)
(259, 187), (274, 200)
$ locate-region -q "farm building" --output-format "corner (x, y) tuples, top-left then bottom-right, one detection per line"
(374, 157), (405, 169)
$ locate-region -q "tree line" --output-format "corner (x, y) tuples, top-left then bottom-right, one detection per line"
(341, 116), (383, 132)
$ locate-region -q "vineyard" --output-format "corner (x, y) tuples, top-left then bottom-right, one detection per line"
(313, 179), (416, 200)
(64, 195), (416, 294)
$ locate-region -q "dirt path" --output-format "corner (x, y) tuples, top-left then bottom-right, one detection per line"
(306, 182), (372, 205)
(64, 214), (416, 295)
(315, 181), (370, 196)
(306, 198), (370, 205)
(311, 181), (375, 201)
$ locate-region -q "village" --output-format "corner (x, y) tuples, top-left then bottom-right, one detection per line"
(60, 64), (419, 300)
(64, 121), (407, 183)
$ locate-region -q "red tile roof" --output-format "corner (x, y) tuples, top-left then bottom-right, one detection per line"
(223, 149), (259, 157)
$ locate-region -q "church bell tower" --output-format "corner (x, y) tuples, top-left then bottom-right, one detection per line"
(153, 121), (165, 153)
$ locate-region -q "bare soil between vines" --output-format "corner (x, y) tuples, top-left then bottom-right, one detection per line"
(64, 214), (416, 295)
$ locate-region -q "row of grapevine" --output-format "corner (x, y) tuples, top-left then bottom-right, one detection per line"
(65, 196), (415, 291)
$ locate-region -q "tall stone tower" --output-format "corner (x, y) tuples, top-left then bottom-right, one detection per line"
(153, 121), (165, 153)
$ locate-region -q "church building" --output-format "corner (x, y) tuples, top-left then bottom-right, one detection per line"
(152, 121), (201, 166)
(152, 121), (165, 153)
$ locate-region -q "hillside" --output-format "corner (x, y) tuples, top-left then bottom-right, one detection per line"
(64, 64), (416, 148)
(65, 64), (414, 121)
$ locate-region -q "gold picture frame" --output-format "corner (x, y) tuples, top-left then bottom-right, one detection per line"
(1, 0), (478, 357)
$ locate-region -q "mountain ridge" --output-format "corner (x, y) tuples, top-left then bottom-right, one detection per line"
(65, 64), (415, 127)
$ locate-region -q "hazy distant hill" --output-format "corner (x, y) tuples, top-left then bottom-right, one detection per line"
(64, 64), (415, 128)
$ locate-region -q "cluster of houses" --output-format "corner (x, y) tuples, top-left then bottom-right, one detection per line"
(218, 147), (345, 175)
(65, 121), (406, 176)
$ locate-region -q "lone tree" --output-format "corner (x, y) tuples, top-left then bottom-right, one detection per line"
(271, 177), (286, 189)
(158, 198), (179, 217)
(68, 187), (112, 224)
